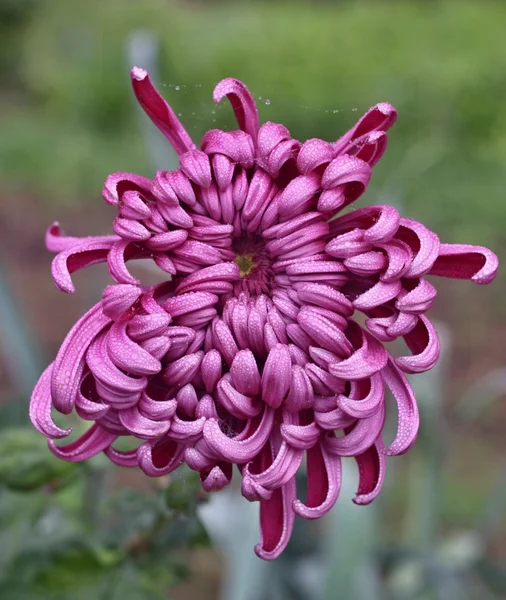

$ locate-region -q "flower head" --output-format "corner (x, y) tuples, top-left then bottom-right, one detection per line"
(31, 68), (498, 560)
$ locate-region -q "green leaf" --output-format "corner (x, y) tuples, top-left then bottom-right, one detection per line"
(0, 428), (80, 492)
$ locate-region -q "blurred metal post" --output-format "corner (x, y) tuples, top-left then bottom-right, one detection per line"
(0, 259), (41, 399)
(126, 31), (178, 172)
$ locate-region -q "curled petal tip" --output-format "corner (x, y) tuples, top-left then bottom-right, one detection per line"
(130, 66), (195, 155)
(213, 78), (259, 141)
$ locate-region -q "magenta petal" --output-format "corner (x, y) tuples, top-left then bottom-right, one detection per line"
(247, 441), (303, 491)
(261, 344), (291, 409)
(333, 102), (397, 155)
(138, 393), (177, 421)
(201, 464), (233, 492)
(216, 377), (261, 419)
(51, 303), (111, 414)
(101, 284), (142, 320)
(52, 239), (115, 294)
(119, 404), (171, 439)
(395, 315), (440, 374)
(329, 327), (388, 380)
(428, 243), (498, 284)
(137, 437), (186, 476)
(254, 454), (296, 560)
(397, 219), (440, 278)
(203, 407), (274, 463)
(353, 436), (387, 505)
(293, 440), (341, 519)
(326, 404), (385, 457)
(337, 373), (384, 418)
(381, 359), (419, 455)
(104, 446), (139, 467)
(30, 364), (72, 439)
(130, 67), (195, 154)
(107, 321), (161, 376)
(230, 349), (262, 396)
(281, 420), (320, 450)
(213, 78), (259, 141)
(48, 424), (116, 462)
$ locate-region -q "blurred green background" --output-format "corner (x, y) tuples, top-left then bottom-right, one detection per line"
(0, 0), (505, 598)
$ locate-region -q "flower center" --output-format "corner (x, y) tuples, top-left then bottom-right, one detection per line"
(235, 253), (255, 277)
(232, 236), (274, 296)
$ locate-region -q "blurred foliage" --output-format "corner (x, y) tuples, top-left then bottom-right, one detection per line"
(0, 403), (208, 600)
(0, 0), (505, 246)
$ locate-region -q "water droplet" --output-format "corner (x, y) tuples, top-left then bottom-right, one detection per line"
(211, 110), (216, 115)
(265, 99), (271, 106)
(178, 113), (182, 117)
(175, 85), (180, 91)
(258, 96), (263, 100)
(332, 109), (339, 114)
(352, 108), (358, 112)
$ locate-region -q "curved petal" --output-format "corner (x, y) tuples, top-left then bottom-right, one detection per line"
(381, 359), (419, 455)
(333, 102), (397, 155)
(329, 327), (388, 380)
(137, 437), (186, 476)
(396, 219), (440, 278)
(293, 440), (341, 519)
(213, 78), (259, 142)
(395, 315), (440, 374)
(119, 404), (171, 439)
(353, 436), (387, 505)
(253, 449), (296, 560)
(428, 243), (498, 285)
(104, 446), (139, 467)
(325, 404), (385, 457)
(51, 303), (111, 414)
(337, 373), (385, 419)
(52, 239), (115, 294)
(107, 321), (161, 376)
(48, 424), (116, 462)
(130, 67), (195, 154)
(203, 407), (274, 463)
(30, 364), (72, 439)
(46, 223), (117, 253)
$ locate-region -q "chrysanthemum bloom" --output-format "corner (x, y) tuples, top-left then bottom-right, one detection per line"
(30, 68), (498, 560)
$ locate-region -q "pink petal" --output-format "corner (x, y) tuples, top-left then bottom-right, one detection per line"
(137, 437), (186, 476)
(254, 453), (296, 560)
(48, 424), (116, 462)
(381, 359), (419, 455)
(261, 344), (291, 408)
(30, 364), (72, 439)
(333, 102), (397, 155)
(130, 67), (195, 154)
(396, 219), (440, 278)
(337, 373), (384, 419)
(107, 321), (161, 376)
(101, 284), (142, 320)
(293, 440), (341, 519)
(213, 78), (259, 141)
(395, 315), (440, 374)
(353, 436), (387, 505)
(102, 171), (152, 206)
(203, 407), (274, 463)
(428, 243), (498, 284)
(51, 303), (111, 414)
(329, 326), (388, 380)
(52, 239), (115, 294)
(326, 404), (385, 457)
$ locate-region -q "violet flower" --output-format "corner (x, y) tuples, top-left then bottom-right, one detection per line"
(30, 68), (498, 560)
